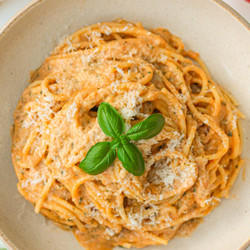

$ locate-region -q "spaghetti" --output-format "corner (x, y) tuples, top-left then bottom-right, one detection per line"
(12, 20), (244, 249)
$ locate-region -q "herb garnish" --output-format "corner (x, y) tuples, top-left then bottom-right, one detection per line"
(79, 102), (165, 176)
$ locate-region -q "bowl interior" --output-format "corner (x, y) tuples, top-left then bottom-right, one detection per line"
(0, 0), (249, 249)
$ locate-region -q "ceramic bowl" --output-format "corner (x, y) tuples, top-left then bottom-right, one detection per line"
(0, 0), (249, 249)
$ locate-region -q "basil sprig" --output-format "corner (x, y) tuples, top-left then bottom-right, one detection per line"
(79, 102), (165, 176)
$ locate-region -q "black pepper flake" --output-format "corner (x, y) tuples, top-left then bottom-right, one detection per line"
(79, 197), (83, 204)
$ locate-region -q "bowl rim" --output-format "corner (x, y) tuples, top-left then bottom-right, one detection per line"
(0, 0), (249, 249)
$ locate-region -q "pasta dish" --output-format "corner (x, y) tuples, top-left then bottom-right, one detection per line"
(11, 20), (244, 249)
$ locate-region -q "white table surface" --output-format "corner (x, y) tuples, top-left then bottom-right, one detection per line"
(0, 0), (249, 249)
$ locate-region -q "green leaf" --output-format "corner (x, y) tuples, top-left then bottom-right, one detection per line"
(97, 102), (125, 138)
(117, 143), (145, 176)
(110, 135), (131, 150)
(126, 113), (165, 141)
(120, 135), (131, 145)
(79, 142), (116, 175)
(110, 138), (121, 149)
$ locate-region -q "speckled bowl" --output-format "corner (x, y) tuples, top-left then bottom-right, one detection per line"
(0, 0), (249, 249)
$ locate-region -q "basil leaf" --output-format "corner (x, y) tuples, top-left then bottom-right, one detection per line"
(79, 142), (116, 175)
(120, 135), (131, 145)
(110, 138), (121, 149)
(117, 143), (145, 176)
(97, 102), (125, 138)
(126, 114), (165, 141)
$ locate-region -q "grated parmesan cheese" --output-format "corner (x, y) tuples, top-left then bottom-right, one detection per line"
(232, 110), (238, 129)
(137, 138), (158, 156)
(203, 119), (209, 125)
(65, 37), (77, 53)
(110, 80), (120, 93)
(164, 215), (173, 227)
(81, 47), (99, 64)
(85, 202), (100, 217)
(128, 48), (138, 58)
(85, 33), (91, 41)
(159, 54), (168, 63)
(92, 31), (102, 37)
(167, 132), (184, 152)
(22, 95), (55, 130)
(22, 172), (46, 188)
(152, 157), (196, 188)
(101, 25), (112, 36)
(204, 197), (221, 205)
(66, 102), (77, 122)
(179, 93), (188, 103)
(127, 204), (159, 229)
(119, 90), (143, 121)
(122, 26), (129, 31)
(115, 66), (125, 76)
(105, 227), (115, 236)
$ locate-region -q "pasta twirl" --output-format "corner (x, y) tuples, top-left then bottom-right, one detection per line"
(12, 20), (244, 249)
